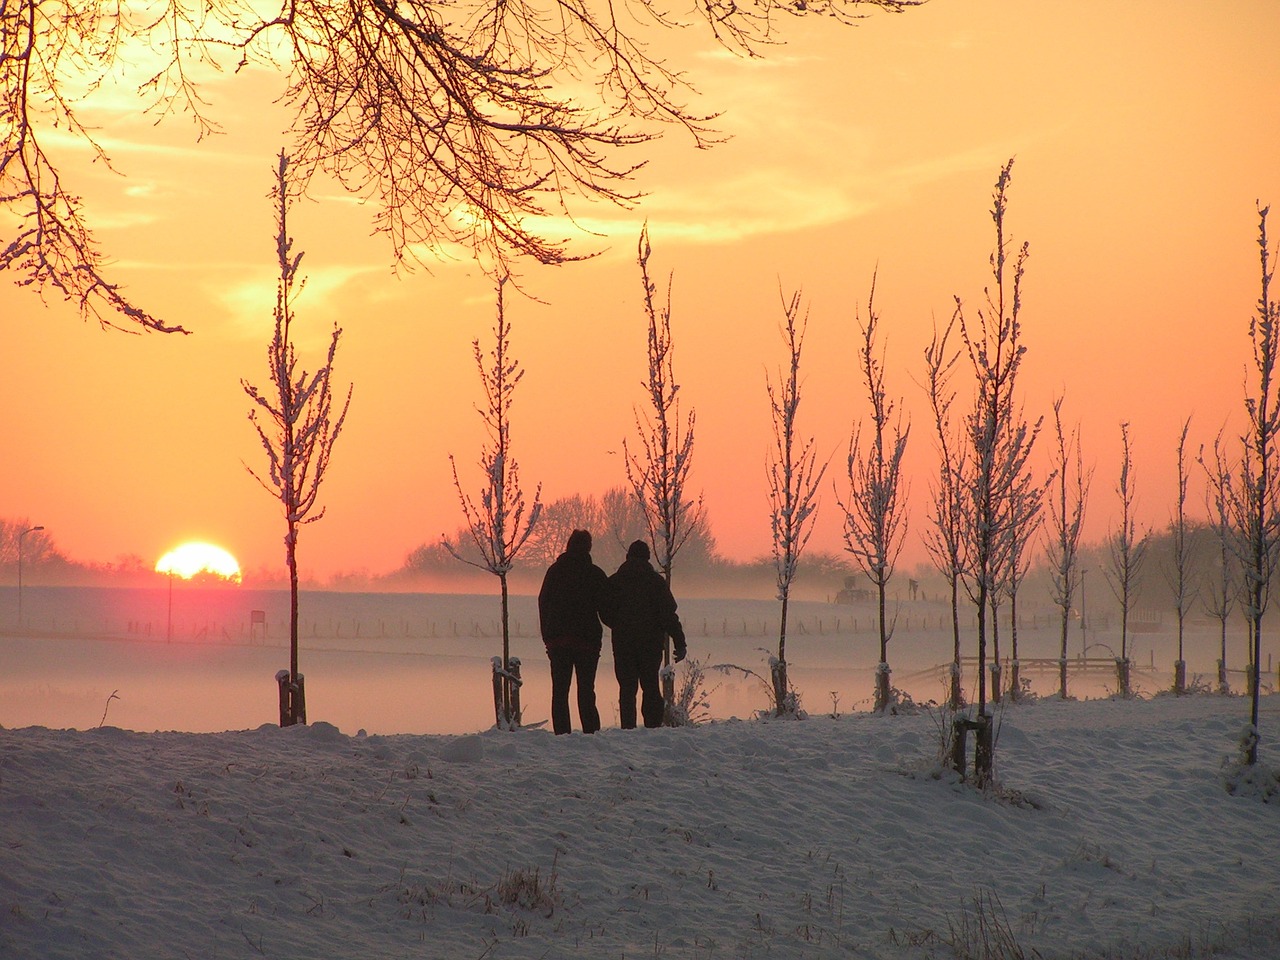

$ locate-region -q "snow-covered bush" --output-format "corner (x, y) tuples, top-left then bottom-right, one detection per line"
(665, 659), (714, 726)
(1223, 725), (1280, 802)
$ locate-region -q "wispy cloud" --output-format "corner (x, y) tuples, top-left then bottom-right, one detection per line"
(214, 262), (391, 343)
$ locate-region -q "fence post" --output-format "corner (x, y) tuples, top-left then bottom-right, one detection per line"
(491, 657), (505, 728)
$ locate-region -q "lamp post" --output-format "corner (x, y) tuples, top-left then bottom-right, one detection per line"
(17, 525), (44, 631)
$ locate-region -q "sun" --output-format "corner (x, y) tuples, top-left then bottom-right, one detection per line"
(156, 542), (242, 582)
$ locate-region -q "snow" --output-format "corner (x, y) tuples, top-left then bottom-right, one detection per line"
(4, 691), (1280, 958)
(3, 587), (1280, 958)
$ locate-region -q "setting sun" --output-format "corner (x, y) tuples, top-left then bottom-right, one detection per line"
(156, 542), (243, 582)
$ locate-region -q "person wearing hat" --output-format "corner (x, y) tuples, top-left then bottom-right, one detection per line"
(603, 539), (687, 729)
(537, 529), (609, 734)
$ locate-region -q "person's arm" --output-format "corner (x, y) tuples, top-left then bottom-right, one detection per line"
(596, 569), (617, 628)
(659, 582), (686, 661)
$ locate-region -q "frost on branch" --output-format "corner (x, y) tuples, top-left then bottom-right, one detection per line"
(242, 151), (352, 725)
(446, 277), (542, 730)
(765, 286), (826, 717)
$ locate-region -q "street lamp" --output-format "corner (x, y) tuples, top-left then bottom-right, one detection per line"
(17, 525), (44, 631)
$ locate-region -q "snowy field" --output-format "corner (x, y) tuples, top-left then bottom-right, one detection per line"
(2, 693), (1279, 959)
(3, 586), (1280, 959)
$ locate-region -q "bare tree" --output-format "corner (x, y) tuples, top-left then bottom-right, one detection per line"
(625, 225), (704, 583)
(623, 225), (705, 722)
(1046, 397), (1091, 699)
(837, 276), (910, 713)
(1164, 418), (1197, 694)
(767, 287), (828, 716)
(243, 152), (352, 727)
(524, 494), (601, 569)
(1, 0), (917, 331)
(923, 311), (968, 710)
(0, 519), (56, 567)
(1200, 433), (1239, 695)
(598, 486), (652, 569)
(447, 276), (543, 730)
(952, 158), (1039, 785)
(1235, 204), (1280, 766)
(1105, 421), (1149, 699)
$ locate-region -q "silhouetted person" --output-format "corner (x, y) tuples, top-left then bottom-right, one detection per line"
(538, 529), (608, 734)
(604, 540), (686, 729)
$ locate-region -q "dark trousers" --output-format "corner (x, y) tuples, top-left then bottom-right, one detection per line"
(547, 646), (601, 735)
(612, 637), (664, 729)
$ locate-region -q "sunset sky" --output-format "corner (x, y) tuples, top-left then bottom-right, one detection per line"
(3, 0), (1279, 586)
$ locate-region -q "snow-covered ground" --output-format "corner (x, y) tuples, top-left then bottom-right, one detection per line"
(3, 693), (1280, 957)
(3, 588), (1280, 958)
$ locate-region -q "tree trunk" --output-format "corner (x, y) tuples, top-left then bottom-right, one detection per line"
(1219, 617), (1229, 694)
(500, 572), (513, 727)
(508, 656), (522, 728)
(874, 663), (891, 714)
(1249, 604), (1262, 765)
(973, 714), (993, 788)
(1116, 657), (1131, 699)
(285, 523), (303, 725)
(771, 658), (789, 716)
(976, 581), (988, 716)
(948, 660), (964, 711)
(948, 577), (963, 710)
(775, 590), (791, 715)
(1009, 589), (1020, 701)
(1176, 607), (1186, 695)
(990, 604), (1002, 704)
(877, 577), (888, 681)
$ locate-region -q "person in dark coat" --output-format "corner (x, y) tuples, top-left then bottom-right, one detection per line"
(538, 529), (609, 734)
(603, 540), (687, 729)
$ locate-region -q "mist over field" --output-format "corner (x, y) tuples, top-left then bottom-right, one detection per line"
(2, 583), (1268, 736)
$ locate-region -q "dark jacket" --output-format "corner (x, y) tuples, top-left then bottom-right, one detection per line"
(603, 557), (686, 655)
(538, 546), (609, 653)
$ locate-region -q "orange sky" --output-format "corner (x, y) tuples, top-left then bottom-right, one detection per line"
(2, 0), (1279, 585)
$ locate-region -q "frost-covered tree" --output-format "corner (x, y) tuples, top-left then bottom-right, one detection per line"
(953, 159), (1040, 784)
(1, 0), (916, 331)
(767, 288), (828, 716)
(1105, 421), (1149, 699)
(836, 276), (909, 713)
(923, 311), (968, 710)
(623, 225), (705, 722)
(1046, 397), (1091, 700)
(243, 152), (352, 727)
(1164, 418), (1197, 695)
(1235, 204), (1280, 766)
(1200, 434), (1239, 695)
(447, 277), (543, 730)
